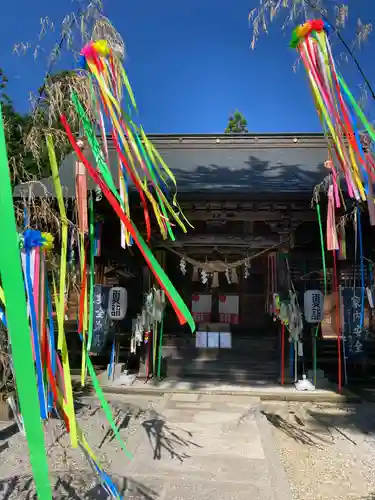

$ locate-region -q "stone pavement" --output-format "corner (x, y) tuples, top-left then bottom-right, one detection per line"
(113, 393), (292, 500)
(0, 392), (292, 499)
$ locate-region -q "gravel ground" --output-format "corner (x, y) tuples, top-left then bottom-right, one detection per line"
(262, 401), (375, 500)
(0, 394), (165, 499)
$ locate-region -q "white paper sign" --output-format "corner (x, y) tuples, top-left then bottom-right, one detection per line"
(195, 331), (207, 348)
(304, 290), (324, 323)
(207, 332), (220, 348)
(191, 294), (212, 314)
(220, 332), (232, 349)
(108, 286), (128, 320)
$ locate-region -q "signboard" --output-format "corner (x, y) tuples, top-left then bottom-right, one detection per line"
(220, 332), (232, 349)
(108, 286), (127, 320)
(207, 332), (220, 348)
(304, 290), (324, 323)
(341, 287), (368, 358)
(191, 294), (212, 322)
(219, 295), (239, 324)
(195, 331), (208, 348)
(91, 285), (111, 355)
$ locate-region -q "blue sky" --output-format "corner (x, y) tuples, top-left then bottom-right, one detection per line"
(0, 0), (374, 133)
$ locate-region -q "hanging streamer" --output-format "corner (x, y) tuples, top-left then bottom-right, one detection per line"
(0, 103), (52, 500)
(291, 20), (375, 200)
(61, 114), (195, 332)
(77, 40), (190, 238)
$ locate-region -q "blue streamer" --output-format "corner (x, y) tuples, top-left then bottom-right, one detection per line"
(93, 461), (122, 499)
(25, 249), (48, 420)
(290, 341), (294, 379)
(81, 442), (122, 499)
(108, 339), (116, 378)
(23, 207), (29, 228)
(46, 271), (56, 412)
(0, 306), (7, 328)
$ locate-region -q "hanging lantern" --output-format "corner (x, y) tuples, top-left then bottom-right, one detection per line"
(108, 286), (128, 320)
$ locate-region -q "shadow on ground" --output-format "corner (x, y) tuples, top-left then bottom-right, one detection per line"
(306, 403), (375, 440)
(142, 416), (202, 461)
(261, 410), (332, 448)
(261, 403), (375, 448)
(73, 380), (202, 462)
(0, 473), (158, 499)
(95, 399), (202, 462)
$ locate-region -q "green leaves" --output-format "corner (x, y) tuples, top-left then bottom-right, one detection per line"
(225, 110), (249, 133)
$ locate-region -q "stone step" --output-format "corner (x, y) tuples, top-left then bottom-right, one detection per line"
(163, 347), (279, 362)
(165, 366), (279, 382)
(162, 336), (279, 350)
(165, 358), (279, 380)
(166, 358), (278, 369)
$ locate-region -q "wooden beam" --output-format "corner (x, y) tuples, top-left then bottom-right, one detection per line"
(184, 210), (316, 222)
(156, 234), (281, 248)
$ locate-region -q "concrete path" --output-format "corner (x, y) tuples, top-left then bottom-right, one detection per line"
(0, 393), (292, 499)
(113, 393), (292, 500)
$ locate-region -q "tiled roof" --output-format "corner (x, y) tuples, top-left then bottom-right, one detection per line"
(13, 133), (329, 198)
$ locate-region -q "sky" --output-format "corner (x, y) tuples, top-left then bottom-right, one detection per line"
(0, 0), (374, 134)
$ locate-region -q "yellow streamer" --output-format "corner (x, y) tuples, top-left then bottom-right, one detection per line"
(90, 68), (167, 235)
(0, 286), (5, 306)
(52, 274), (78, 447)
(47, 136), (68, 351)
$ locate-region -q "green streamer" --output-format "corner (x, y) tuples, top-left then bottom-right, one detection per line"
(71, 92), (122, 206)
(337, 74), (375, 142)
(0, 103), (52, 499)
(153, 321), (158, 377)
(157, 315), (164, 380)
(87, 196), (95, 352)
(62, 109), (195, 332)
(86, 356), (132, 460)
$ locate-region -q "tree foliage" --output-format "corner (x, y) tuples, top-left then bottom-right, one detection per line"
(0, 70), (41, 185)
(225, 110), (249, 133)
(0, 69), (85, 186)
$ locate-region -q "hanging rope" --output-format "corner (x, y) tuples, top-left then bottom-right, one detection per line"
(155, 236), (292, 272)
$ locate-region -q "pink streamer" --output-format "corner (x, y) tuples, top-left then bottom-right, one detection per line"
(326, 186), (339, 251)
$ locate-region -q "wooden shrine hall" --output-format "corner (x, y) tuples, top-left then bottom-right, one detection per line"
(14, 133), (334, 384)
